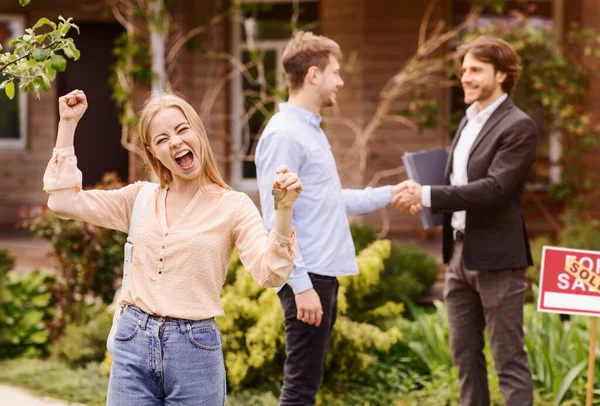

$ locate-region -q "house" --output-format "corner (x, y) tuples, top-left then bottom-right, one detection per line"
(0, 0), (596, 238)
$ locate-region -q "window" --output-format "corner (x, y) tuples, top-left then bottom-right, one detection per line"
(0, 15), (27, 151)
(229, 0), (318, 191)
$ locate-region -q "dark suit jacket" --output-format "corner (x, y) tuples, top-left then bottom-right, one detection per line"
(431, 96), (538, 271)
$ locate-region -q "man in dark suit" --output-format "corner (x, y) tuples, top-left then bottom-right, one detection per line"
(395, 35), (536, 406)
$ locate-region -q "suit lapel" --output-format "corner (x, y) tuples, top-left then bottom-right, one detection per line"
(445, 116), (468, 180)
(468, 97), (513, 160)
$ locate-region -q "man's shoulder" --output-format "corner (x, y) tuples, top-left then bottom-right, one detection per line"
(505, 105), (537, 134)
(260, 112), (305, 146)
(507, 102), (533, 121)
(263, 111), (300, 134)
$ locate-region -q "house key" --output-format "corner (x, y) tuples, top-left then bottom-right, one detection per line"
(272, 183), (286, 210)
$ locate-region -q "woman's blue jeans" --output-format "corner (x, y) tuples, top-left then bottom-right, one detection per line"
(107, 305), (226, 406)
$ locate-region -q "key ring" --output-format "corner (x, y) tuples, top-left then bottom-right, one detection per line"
(272, 183), (287, 210)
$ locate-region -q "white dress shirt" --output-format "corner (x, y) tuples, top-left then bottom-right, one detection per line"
(422, 93), (508, 231)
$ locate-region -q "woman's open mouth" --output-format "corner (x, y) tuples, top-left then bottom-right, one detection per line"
(175, 150), (194, 169)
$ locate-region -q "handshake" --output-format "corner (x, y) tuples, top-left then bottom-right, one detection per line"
(390, 180), (424, 215)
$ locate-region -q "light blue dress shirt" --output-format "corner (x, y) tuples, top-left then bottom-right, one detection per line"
(255, 103), (392, 294)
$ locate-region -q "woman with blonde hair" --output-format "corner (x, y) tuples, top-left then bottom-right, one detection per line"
(43, 89), (302, 405)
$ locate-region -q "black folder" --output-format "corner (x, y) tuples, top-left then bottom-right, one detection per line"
(401, 147), (448, 229)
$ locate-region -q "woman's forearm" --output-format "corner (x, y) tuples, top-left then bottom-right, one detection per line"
(273, 206), (294, 237)
(55, 119), (77, 149)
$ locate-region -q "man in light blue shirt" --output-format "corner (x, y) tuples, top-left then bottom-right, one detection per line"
(255, 31), (402, 406)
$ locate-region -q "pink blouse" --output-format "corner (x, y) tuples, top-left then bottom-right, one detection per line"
(43, 147), (296, 320)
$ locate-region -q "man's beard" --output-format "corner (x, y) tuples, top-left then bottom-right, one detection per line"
(475, 82), (494, 103)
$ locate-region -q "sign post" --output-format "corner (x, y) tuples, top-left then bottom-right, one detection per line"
(588, 317), (597, 406)
(538, 246), (600, 406)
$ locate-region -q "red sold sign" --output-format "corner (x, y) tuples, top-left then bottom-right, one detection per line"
(538, 246), (600, 316)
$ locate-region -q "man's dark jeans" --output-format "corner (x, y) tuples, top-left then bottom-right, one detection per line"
(277, 273), (339, 406)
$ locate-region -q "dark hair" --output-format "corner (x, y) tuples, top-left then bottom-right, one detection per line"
(456, 35), (522, 94)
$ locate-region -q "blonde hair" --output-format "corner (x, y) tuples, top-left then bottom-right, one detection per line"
(138, 92), (231, 192)
(282, 31), (342, 92)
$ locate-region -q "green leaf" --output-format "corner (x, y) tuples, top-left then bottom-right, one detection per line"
(557, 360), (586, 402)
(32, 47), (50, 62)
(50, 55), (67, 72)
(63, 43), (80, 61)
(62, 46), (74, 59)
(41, 75), (51, 92)
(5, 81), (15, 100)
(19, 0), (31, 6)
(46, 67), (56, 81)
(28, 331), (49, 344)
(33, 17), (56, 30)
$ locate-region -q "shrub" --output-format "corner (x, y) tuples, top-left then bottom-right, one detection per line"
(523, 292), (596, 405)
(0, 249), (15, 302)
(0, 358), (108, 406)
(0, 270), (55, 359)
(350, 222), (440, 313)
(52, 308), (113, 367)
(0, 249), (14, 280)
(527, 221), (600, 302)
(347, 243), (439, 324)
(558, 220), (600, 252)
(526, 235), (552, 302)
(350, 221), (377, 253)
(218, 240), (403, 394)
(394, 296), (595, 405)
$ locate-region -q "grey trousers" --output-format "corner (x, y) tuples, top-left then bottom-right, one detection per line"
(444, 242), (533, 406)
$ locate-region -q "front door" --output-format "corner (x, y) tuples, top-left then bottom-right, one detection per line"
(58, 23), (127, 187)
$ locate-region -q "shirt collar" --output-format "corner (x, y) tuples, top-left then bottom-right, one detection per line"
(279, 102), (322, 128)
(466, 93), (508, 122)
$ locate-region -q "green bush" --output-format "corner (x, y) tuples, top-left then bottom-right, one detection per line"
(0, 249), (15, 302)
(350, 221), (377, 253)
(218, 240), (403, 395)
(393, 297), (596, 405)
(0, 270), (55, 359)
(527, 221), (600, 302)
(558, 220), (600, 252)
(523, 291), (598, 405)
(0, 249), (15, 279)
(0, 358), (108, 406)
(381, 243), (439, 300)
(526, 235), (552, 302)
(349, 222), (440, 314)
(347, 243), (439, 324)
(52, 308), (113, 367)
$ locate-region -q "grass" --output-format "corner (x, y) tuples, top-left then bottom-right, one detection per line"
(0, 358), (108, 406)
(0, 357), (281, 405)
